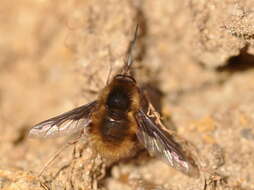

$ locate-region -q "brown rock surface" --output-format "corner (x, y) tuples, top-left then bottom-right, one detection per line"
(0, 0), (253, 189)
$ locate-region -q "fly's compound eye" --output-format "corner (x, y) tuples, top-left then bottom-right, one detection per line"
(115, 74), (136, 84)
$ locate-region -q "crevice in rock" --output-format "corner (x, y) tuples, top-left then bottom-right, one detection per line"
(216, 44), (254, 73)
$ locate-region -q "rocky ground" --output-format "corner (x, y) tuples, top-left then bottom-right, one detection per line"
(0, 0), (254, 189)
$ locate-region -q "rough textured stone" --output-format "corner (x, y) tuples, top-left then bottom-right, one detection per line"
(0, 0), (253, 189)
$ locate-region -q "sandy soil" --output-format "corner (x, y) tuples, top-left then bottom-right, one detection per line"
(0, 0), (254, 189)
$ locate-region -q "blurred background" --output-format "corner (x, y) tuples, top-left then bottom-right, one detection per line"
(0, 0), (254, 189)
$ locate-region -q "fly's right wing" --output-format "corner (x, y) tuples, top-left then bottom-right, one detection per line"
(135, 109), (199, 177)
(29, 101), (97, 138)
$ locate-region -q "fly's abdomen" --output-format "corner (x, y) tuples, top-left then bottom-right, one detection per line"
(89, 109), (138, 161)
(100, 111), (129, 142)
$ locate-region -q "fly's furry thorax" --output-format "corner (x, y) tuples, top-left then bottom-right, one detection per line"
(99, 74), (141, 113)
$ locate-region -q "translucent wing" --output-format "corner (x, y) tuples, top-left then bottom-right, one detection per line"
(29, 101), (97, 138)
(135, 109), (199, 177)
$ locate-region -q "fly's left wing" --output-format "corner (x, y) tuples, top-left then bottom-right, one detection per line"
(29, 101), (97, 138)
(135, 109), (199, 177)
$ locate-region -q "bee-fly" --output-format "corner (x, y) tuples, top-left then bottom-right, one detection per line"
(29, 25), (199, 177)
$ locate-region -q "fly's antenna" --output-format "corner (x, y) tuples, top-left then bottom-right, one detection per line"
(123, 24), (139, 74)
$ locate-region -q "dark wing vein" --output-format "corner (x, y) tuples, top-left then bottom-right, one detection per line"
(135, 110), (199, 177)
(29, 101), (97, 138)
